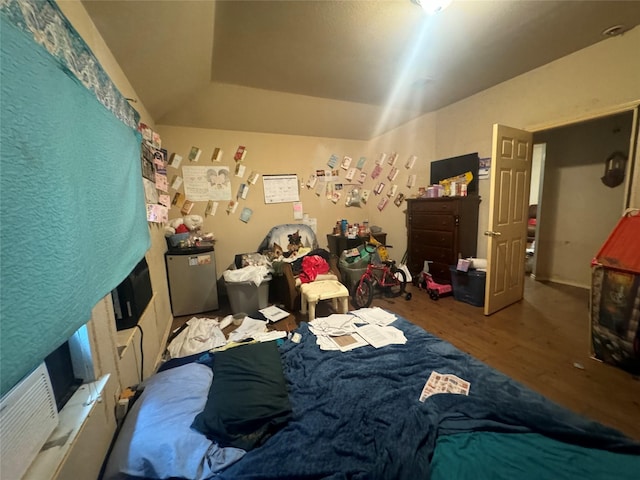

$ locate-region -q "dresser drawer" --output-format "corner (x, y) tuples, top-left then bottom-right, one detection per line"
(411, 214), (456, 231)
(409, 199), (458, 214)
(410, 243), (455, 265)
(422, 230), (454, 247)
(410, 230), (453, 248)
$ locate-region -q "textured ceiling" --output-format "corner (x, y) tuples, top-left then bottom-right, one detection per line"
(82, 0), (640, 140)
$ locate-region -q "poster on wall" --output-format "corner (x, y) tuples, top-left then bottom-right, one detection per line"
(240, 207), (253, 223)
(262, 174), (300, 204)
(146, 204), (168, 223)
(143, 178), (159, 204)
(479, 157), (491, 180)
(182, 165), (231, 201)
(140, 135), (170, 223)
(141, 143), (155, 181)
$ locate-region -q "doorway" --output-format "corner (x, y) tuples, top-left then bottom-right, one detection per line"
(529, 111), (634, 289)
(525, 144), (545, 278)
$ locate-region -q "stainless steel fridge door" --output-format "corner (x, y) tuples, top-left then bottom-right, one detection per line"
(166, 251), (218, 316)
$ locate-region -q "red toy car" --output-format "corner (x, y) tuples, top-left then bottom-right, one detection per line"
(419, 272), (452, 300)
(418, 261), (453, 300)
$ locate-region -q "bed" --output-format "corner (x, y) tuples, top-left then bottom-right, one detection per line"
(103, 311), (640, 480)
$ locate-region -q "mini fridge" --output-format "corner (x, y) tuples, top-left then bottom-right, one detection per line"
(165, 246), (219, 316)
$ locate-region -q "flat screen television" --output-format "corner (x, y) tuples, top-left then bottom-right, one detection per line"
(430, 152), (480, 193)
(111, 257), (152, 331)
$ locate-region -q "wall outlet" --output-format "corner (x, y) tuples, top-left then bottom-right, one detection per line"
(115, 398), (129, 424)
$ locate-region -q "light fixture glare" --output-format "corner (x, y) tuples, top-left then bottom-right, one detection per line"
(413, 0), (453, 15)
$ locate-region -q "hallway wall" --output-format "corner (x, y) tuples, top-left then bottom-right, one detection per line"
(534, 112), (632, 287)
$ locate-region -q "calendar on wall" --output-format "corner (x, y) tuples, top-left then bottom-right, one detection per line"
(262, 174), (300, 204)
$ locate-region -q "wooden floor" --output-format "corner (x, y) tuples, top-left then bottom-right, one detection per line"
(367, 276), (640, 441)
(172, 276), (640, 441)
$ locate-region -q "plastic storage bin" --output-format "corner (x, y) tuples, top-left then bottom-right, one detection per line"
(225, 275), (272, 314)
(449, 266), (486, 307)
(339, 246), (377, 292)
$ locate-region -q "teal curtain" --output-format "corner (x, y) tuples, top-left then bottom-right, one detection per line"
(0, 10), (150, 395)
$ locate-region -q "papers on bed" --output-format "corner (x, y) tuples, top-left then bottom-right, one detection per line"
(226, 316), (286, 343)
(350, 307), (397, 326)
(308, 309), (407, 351)
(419, 371), (470, 402)
(167, 307), (401, 357)
(327, 332), (369, 352)
(356, 323), (407, 348)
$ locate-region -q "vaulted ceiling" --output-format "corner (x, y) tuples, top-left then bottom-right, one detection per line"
(82, 0), (640, 140)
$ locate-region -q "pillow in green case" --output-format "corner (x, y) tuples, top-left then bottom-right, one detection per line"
(191, 341), (292, 450)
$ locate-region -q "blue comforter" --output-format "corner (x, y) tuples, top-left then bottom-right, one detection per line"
(219, 316), (639, 479)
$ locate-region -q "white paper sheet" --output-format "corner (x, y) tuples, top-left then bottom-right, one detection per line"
(259, 306), (289, 322)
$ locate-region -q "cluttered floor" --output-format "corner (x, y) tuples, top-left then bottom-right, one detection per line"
(169, 289), (330, 346)
(168, 277), (639, 441)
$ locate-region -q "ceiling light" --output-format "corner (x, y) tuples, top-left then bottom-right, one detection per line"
(412, 0), (453, 15)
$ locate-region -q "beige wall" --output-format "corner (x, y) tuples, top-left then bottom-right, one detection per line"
(160, 27), (639, 282)
(159, 114), (436, 276)
(62, 0), (639, 297)
(432, 26), (640, 260)
(534, 113), (631, 288)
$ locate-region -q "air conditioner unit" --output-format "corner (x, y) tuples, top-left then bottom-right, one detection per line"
(0, 363), (59, 479)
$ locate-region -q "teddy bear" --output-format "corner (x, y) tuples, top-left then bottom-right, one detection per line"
(164, 214), (204, 237)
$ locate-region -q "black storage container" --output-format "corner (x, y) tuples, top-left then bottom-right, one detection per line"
(449, 266), (486, 307)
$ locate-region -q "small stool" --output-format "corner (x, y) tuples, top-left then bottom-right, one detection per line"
(300, 280), (349, 321)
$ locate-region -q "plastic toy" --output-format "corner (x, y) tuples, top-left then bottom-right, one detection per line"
(418, 261), (452, 301)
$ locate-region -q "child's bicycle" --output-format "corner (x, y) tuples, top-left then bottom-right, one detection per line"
(352, 235), (412, 309)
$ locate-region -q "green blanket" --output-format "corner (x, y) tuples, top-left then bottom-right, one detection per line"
(431, 431), (639, 480)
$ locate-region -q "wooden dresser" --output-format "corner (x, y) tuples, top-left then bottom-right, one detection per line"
(406, 196), (481, 284)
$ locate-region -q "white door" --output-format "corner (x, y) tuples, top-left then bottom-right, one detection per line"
(484, 124), (533, 315)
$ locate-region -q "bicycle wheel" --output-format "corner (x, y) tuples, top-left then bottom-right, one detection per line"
(352, 277), (374, 309)
(387, 267), (407, 297)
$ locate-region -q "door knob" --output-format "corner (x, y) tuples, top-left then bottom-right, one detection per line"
(484, 230), (502, 237)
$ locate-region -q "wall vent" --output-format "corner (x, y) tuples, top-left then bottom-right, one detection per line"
(0, 363), (59, 479)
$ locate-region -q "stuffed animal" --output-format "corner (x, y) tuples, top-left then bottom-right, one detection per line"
(284, 230), (303, 258)
(164, 214), (204, 237)
(262, 243), (284, 261)
(183, 214), (203, 231)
